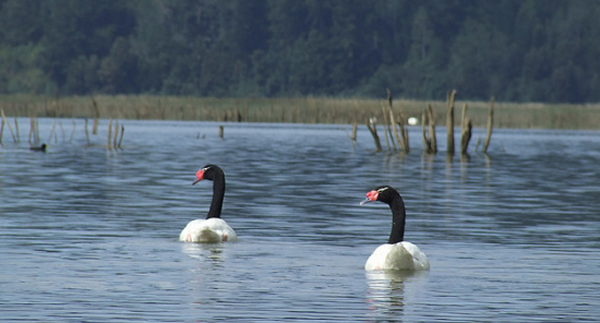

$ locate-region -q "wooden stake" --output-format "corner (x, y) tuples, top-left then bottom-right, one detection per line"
(107, 118), (113, 150)
(483, 97), (494, 153)
(427, 104), (437, 153)
(366, 119), (382, 152)
(460, 104), (473, 154)
(421, 108), (432, 153)
(400, 113), (409, 153)
(59, 120), (65, 142)
(218, 125), (224, 138)
(386, 89), (404, 152)
(117, 125), (125, 149)
(113, 120), (119, 149)
(345, 122), (358, 150)
(446, 90), (457, 154)
(29, 116), (34, 145)
(0, 115), (4, 145)
(84, 118), (90, 145)
(34, 117), (40, 144)
(14, 117), (19, 143)
(91, 97), (99, 135)
(463, 120), (473, 154)
(69, 119), (76, 143)
(380, 104), (393, 150)
(47, 118), (56, 143)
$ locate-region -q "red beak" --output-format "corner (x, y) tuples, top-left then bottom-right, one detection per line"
(360, 190), (379, 205)
(192, 169), (205, 185)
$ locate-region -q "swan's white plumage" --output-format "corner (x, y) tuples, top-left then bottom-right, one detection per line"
(179, 218), (237, 243)
(365, 241), (430, 271)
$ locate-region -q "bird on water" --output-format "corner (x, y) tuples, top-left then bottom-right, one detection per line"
(180, 164), (237, 243)
(360, 185), (429, 271)
(30, 143), (47, 152)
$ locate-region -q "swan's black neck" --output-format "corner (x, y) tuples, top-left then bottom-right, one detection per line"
(206, 171), (225, 219)
(387, 195), (406, 244)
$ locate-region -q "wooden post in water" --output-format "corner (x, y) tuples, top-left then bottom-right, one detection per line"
(366, 118), (382, 152)
(118, 125), (125, 149)
(380, 104), (393, 150)
(84, 118), (90, 145)
(91, 97), (100, 135)
(29, 115), (40, 145)
(483, 97), (494, 153)
(460, 104), (472, 154)
(427, 104), (437, 153)
(59, 120), (65, 142)
(0, 115), (4, 145)
(69, 119), (76, 143)
(35, 117), (40, 145)
(218, 125), (224, 138)
(29, 116), (35, 145)
(386, 89), (404, 152)
(446, 90), (457, 155)
(107, 118), (113, 150)
(47, 119), (56, 143)
(113, 120), (119, 149)
(14, 116), (19, 143)
(421, 108), (432, 153)
(400, 111), (410, 153)
(346, 122), (358, 150)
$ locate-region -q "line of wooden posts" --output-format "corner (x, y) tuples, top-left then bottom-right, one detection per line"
(358, 89), (494, 155)
(0, 98), (124, 150)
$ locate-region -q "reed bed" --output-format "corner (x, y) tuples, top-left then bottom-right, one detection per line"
(1, 94), (599, 129)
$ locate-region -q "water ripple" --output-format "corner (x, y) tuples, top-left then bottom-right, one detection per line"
(1, 120), (599, 322)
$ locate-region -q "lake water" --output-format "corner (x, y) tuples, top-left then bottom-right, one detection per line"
(1, 118), (599, 322)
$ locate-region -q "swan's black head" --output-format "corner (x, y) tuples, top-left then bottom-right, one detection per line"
(360, 185), (400, 205)
(192, 164), (223, 185)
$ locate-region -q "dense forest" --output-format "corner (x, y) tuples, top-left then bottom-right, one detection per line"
(1, 0), (599, 103)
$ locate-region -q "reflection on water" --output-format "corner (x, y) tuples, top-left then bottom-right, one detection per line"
(1, 119), (600, 322)
(365, 271), (429, 322)
(181, 243), (225, 264)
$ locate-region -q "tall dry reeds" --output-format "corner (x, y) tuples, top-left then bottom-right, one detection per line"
(0, 94), (598, 130)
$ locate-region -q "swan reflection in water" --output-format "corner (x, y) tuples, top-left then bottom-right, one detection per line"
(181, 242), (225, 268)
(365, 270), (429, 322)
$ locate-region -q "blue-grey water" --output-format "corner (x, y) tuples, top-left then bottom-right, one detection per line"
(1, 118), (599, 322)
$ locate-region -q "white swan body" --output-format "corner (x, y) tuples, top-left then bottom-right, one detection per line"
(365, 241), (430, 271)
(179, 218), (237, 243)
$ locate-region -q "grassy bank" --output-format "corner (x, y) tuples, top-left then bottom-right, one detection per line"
(1, 94), (599, 129)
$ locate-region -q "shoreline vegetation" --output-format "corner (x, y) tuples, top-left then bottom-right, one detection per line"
(1, 94), (600, 130)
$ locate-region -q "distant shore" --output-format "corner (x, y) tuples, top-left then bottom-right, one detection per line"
(1, 95), (599, 130)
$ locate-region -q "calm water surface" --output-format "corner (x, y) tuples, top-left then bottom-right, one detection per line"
(1, 119), (599, 322)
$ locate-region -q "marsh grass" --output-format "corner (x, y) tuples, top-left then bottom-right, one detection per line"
(1, 94), (599, 129)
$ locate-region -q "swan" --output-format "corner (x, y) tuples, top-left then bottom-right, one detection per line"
(180, 164), (238, 243)
(360, 185), (429, 271)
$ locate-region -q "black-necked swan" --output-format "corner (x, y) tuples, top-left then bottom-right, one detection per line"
(360, 185), (429, 271)
(180, 164), (238, 243)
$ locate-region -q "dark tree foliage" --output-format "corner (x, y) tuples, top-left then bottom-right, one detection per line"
(1, 0), (600, 103)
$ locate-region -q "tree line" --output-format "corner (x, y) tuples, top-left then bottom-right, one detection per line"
(1, 0), (599, 103)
